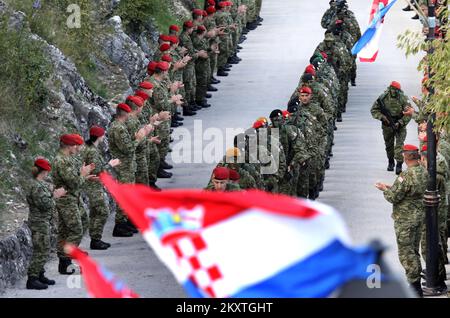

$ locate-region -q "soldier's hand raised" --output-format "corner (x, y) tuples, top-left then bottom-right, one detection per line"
(158, 111), (171, 121)
(81, 163), (95, 177)
(403, 106), (415, 117)
(150, 136), (161, 144)
(86, 175), (100, 181)
(53, 187), (67, 199)
(108, 159), (121, 168)
(135, 128), (147, 141)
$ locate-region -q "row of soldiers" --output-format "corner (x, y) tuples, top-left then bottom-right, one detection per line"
(23, 0), (266, 290)
(205, 0), (362, 199)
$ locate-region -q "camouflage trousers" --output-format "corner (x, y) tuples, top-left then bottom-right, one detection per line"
(279, 165), (299, 196)
(210, 53), (218, 79)
(195, 58), (211, 102)
(114, 158), (136, 224)
(394, 218), (423, 284)
(351, 57), (357, 82)
(255, 0), (263, 16)
(27, 221), (50, 277)
(86, 183), (109, 241)
(147, 141), (160, 184)
(297, 161), (311, 198)
(218, 35), (232, 69)
(135, 146), (149, 186)
(56, 195), (85, 258)
(382, 125), (407, 162)
(183, 63), (196, 104)
(157, 121), (171, 161)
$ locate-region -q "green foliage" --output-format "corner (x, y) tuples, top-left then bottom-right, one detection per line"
(117, 0), (178, 33)
(0, 20), (52, 121)
(397, 16), (450, 133)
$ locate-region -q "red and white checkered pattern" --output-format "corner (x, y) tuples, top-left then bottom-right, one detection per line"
(171, 235), (227, 298)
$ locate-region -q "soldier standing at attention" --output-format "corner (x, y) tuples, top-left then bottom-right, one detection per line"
(108, 103), (147, 237)
(26, 159), (66, 289)
(375, 144), (428, 297)
(81, 126), (121, 250)
(53, 134), (95, 274)
(371, 81), (412, 174)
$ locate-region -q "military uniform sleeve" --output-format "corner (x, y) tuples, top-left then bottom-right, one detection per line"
(111, 125), (138, 155)
(383, 173), (410, 204)
(56, 160), (85, 193)
(291, 128), (310, 164)
(370, 99), (383, 121)
(30, 183), (55, 212)
(398, 95), (412, 127)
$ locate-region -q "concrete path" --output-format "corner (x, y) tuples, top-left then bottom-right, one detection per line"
(2, 0), (426, 297)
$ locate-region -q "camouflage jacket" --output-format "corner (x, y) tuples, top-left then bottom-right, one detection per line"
(26, 178), (55, 225)
(179, 31), (198, 64)
(371, 90), (412, 127)
(383, 164), (428, 221)
(108, 119), (138, 162)
(150, 78), (171, 113)
(52, 151), (85, 198)
(278, 124), (310, 166)
(126, 115), (147, 153)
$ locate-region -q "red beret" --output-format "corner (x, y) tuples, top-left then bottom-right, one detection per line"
(161, 54), (172, 62)
(421, 145), (428, 152)
(390, 81), (401, 90)
(184, 20), (194, 28)
(147, 61), (158, 74)
(320, 52), (328, 59)
(208, 0), (216, 4)
(218, 1), (227, 8)
(282, 110), (290, 118)
(139, 81), (153, 90)
(403, 144), (419, 152)
(335, 19), (343, 24)
(227, 1), (234, 6)
(206, 6), (216, 14)
(193, 9), (203, 16)
(305, 64), (316, 76)
(423, 135), (428, 142)
(156, 61), (170, 71)
(159, 43), (171, 52)
(299, 86), (312, 95)
(229, 169), (240, 181)
(169, 25), (179, 32)
(117, 103), (132, 113)
(168, 36), (179, 44)
(202, 10), (208, 16)
(89, 125), (105, 137)
(253, 120), (264, 129)
(135, 90), (150, 101)
(197, 25), (206, 33)
(34, 158), (51, 171)
(159, 34), (171, 42)
(212, 167), (230, 180)
(60, 134), (84, 146)
(126, 95), (144, 107)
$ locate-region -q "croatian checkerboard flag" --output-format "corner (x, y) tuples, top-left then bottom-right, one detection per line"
(66, 244), (139, 298)
(352, 0), (397, 62)
(100, 173), (377, 298)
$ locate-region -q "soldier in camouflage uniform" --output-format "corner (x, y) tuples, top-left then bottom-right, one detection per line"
(376, 144), (428, 297)
(53, 134), (94, 274)
(371, 82), (412, 174)
(204, 6), (223, 85)
(205, 167), (241, 191)
(193, 25), (212, 108)
(269, 110), (309, 196)
(108, 103), (147, 237)
(81, 126), (120, 250)
(331, 19), (357, 86)
(215, 2), (235, 76)
(288, 87), (326, 199)
(26, 159), (66, 289)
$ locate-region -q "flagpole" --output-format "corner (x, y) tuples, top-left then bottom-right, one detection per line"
(423, 0), (440, 294)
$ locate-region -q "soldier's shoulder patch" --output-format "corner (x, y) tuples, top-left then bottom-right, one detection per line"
(398, 176), (404, 183)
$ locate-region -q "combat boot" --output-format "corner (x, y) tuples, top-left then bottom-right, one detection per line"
(112, 223), (133, 237)
(58, 257), (75, 275)
(336, 113), (343, 122)
(207, 85), (218, 92)
(211, 77), (220, 84)
(402, 5), (412, 11)
(411, 14), (419, 19)
(90, 239), (110, 250)
(395, 161), (403, 175)
(39, 271), (55, 285)
(196, 100), (211, 108)
(351, 79), (356, 86)
(125, 220), (138, 234)
(160, 159), (173, 170)
(205, 93), (212, 98)
(26, 276), (48, 290)
(157, 168), (172, 178)
(217, 68), (228, 77)
(170, 120), (181, 128)
(409, 281), (423, 297)
(149, 182), (162, 191)
(183, 106), (197, 116)
(387, 159), (395, 171)
(174, 114), (184, 121)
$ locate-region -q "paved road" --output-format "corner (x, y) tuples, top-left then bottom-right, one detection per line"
(2, 0), (425, 297)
